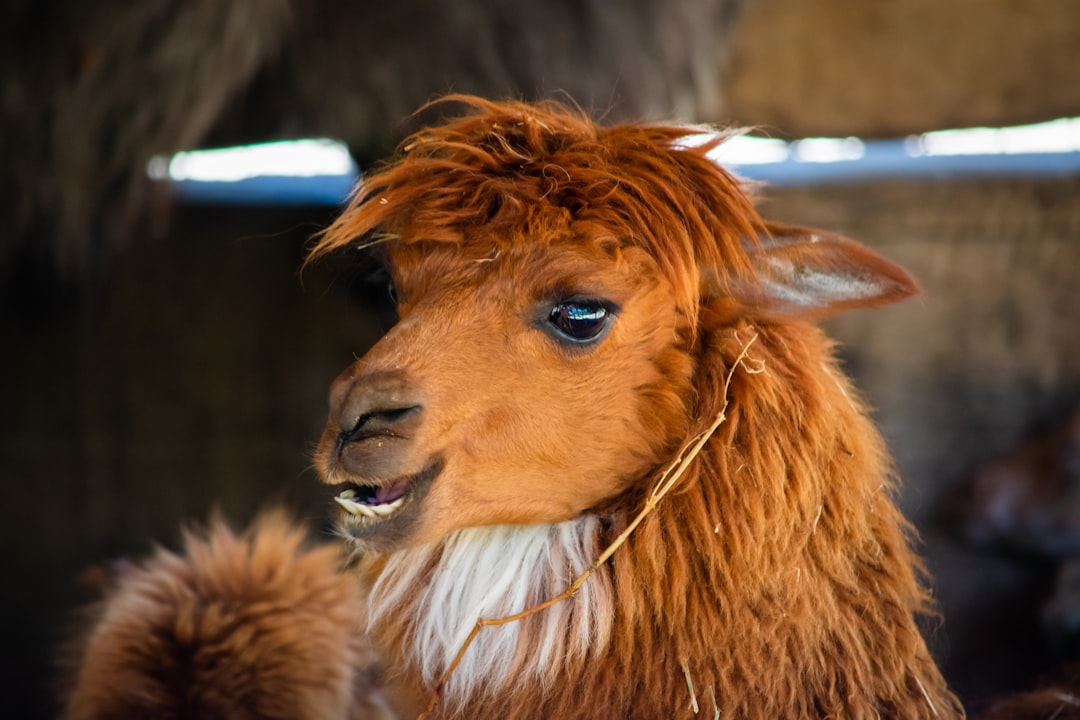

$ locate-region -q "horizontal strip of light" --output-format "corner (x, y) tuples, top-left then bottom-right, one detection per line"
(146, 117), (1080, 203)
(907, 117), (1080, 157)
(705, 117), (1080, 167)
(147, 138), (357, 183)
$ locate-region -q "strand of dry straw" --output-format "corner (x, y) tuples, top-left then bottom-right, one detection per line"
(416, 334), (759, 718)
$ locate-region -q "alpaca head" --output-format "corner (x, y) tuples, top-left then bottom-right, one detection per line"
(311, 96), (917, 551)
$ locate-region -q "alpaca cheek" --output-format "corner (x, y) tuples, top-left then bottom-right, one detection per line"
(421, 387), (638, 526)
(413, 463), (582, 538)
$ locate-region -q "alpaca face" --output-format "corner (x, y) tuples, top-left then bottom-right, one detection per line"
(309, 97), (920, 553)
(315, 232), (695, 549)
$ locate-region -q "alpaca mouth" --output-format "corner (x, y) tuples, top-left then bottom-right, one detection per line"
(330, 458), (443, 542)
(333, 476), (411, 519)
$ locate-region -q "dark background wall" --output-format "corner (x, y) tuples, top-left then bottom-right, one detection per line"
(1, 207), (382, 717)
(2, 2), (1078, 717)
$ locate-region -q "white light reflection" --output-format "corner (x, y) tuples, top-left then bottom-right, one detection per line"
(907, 117), (1080, 157)
(703, 134), (791, 165)
(792, 137), (865, 163)
(147, 138), (356, 183)
(696, 117), (1080, 168)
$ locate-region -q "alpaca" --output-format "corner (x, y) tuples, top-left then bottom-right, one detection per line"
(306, 96), (962, 718)
(66, 96), (964, 719)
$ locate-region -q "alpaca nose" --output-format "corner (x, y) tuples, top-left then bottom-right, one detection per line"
(329, 371), (425, 476)
(334, 371), (424, 441)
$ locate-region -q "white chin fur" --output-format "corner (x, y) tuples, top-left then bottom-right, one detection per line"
(366, 516), (614, 704)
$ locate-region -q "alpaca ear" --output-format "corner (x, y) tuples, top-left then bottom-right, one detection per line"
(736, 223), (919, 318)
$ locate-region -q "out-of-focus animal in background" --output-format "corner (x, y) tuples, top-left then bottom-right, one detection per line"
(963, 409), (1080, 719)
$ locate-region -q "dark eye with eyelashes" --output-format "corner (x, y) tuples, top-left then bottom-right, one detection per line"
(351, 265), (400, 331)
(546, 300), (615, 344)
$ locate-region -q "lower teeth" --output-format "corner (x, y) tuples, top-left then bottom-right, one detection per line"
(334, 493), (404, 518)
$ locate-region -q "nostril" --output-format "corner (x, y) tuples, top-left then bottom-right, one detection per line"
(367, 405), (420, 426)
(338, 404), (423, 446)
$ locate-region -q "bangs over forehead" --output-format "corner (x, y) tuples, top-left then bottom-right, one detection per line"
(311, 95), (766, 314)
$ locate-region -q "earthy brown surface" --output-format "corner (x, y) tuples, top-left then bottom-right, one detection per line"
(721, 0), (1080, 137)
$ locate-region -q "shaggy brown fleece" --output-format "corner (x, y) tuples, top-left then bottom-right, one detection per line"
(64, 512), (390, 720)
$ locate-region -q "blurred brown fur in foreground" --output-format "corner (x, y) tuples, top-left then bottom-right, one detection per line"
(63, 512), (393, 720)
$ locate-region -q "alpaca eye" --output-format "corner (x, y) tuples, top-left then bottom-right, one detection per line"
(547, 301), (612, 343)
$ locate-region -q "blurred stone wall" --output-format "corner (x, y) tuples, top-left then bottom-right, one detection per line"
(721, 0), (1080, 137)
